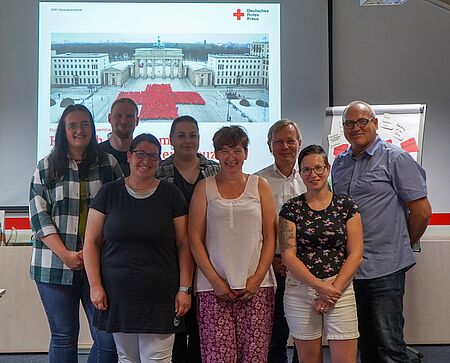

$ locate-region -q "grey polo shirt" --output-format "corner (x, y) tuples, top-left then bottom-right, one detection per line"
(331, 136), (427, 280)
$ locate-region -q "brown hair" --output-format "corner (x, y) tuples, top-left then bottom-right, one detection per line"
(212, 125), (249, 152)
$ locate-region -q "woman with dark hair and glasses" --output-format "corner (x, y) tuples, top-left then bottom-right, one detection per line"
(189, 126), (276, 362)
(84, 133), (194, 363)
(157, 115), (220, 363)
(29, 104), (122, 363)
(279, 145), (363, 363)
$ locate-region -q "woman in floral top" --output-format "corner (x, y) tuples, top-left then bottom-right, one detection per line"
(279, 145), (363, 363)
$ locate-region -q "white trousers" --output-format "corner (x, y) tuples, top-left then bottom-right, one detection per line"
(113, 332), (175, 363)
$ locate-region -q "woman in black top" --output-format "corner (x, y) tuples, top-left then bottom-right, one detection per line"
(84, 133), (194, 363)
(279, 145), (363, 363)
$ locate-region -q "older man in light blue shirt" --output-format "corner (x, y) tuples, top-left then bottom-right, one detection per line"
(256, 119), (306, 363)
(332, 101), (432, 363)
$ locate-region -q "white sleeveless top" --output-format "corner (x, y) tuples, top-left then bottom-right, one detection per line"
(195, 174), (276, 292)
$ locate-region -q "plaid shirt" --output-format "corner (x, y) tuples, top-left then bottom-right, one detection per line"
(29, 153), (123, 285)
(157, 153), (221, 183)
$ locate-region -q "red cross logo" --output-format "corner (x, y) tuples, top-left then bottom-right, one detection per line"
(233, 9), (245, 20)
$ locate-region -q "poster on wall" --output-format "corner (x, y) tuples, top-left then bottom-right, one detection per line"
(323, 104), (427, 166)
(38, 2), (281, 172)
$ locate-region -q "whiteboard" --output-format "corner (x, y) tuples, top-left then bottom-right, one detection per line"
(322, 104), (427, 166)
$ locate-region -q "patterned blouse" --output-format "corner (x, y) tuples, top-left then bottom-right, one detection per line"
(279, 193), (359, 279)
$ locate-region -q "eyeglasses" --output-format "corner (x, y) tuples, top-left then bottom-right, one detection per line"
(300, 165), (328, 176)
(342, 117), (374, 129)
(66, 121), (91, 131)
(131, 150), (160, 161)
(272, 138), (299, 147)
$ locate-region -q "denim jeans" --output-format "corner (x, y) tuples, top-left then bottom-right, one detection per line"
(268, 272), (298, 363)
(354, 269), (410, 363)
(36, 270), (117, 363)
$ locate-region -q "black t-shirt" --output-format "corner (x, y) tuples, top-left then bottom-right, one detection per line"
(173, 166), (203, 204)
(90, 178), (188, 333)
(98, 140), (130, 176)
(279, 193), (358, 279)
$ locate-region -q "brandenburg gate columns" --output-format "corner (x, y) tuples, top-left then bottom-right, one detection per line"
(142, 59), (148, 79)
(133, 46), (184, 81)
(170, 59), (175, 79)
(162, 59), (167, 79)
(134, 59), (140, 78)
(178, 59), (183, 79)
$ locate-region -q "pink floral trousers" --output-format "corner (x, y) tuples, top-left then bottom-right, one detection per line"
(197, 287), (275, 363)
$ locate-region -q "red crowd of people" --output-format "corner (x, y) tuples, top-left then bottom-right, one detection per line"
(117, 84), (205, 120)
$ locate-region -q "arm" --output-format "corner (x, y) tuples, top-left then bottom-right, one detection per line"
(41, 235), (84, 270)
(406, 197), (432, 246)
(188, 179), (237, 300)
(391, 153), (431, 247)
(29, 165), (83, 270)
(332, 213), (363, 292)
(314, 211), (363, 313)
(238, 177), (276, 299)
(83, 208), (108, 310)
(173, 215), (194, 317)
(279, 217), (342, 302)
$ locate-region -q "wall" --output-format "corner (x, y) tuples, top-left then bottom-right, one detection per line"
(333, 0), (450, 344)
(332, 0), (450, 213)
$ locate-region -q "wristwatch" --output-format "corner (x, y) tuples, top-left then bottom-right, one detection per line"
(179, 286), (193, 295)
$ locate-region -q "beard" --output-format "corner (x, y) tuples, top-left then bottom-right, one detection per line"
(114, 126), (133, 140)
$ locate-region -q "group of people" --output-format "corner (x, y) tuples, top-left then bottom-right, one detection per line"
(29, 98), (431, 363)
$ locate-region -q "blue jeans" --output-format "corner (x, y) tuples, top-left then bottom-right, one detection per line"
(354, 269), (410, 363)
(268, 271), (298, 363)
(36, 270), (117, 363)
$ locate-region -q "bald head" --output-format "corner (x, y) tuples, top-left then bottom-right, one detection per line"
(342, 100), (376, 122)
(342, 100), (378, 157)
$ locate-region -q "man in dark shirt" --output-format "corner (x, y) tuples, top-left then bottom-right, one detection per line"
(99, 98), (139, 176)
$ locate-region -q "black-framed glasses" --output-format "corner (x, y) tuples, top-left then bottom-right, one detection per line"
(131, 150), (160, 161)
(342, 117), (374, 129)
(300, 165), (328, 176)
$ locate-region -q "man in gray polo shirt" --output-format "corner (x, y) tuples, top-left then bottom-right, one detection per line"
(256, 119), (306, 363)
(331, 100), (432, 363)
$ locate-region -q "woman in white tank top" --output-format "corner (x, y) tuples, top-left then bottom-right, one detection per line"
(189, 126), (277, 363)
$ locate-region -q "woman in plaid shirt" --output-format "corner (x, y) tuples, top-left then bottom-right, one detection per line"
(29, 104), (123, 363)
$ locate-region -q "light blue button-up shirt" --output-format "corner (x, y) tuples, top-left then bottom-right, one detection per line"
(331, 136), (427, 279)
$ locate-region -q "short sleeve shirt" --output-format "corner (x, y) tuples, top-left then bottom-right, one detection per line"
(331, 136), (427, 279)
(89, 179), (188, 333)
(279, 193), (359, 279)
(99, 140), (130, 176)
